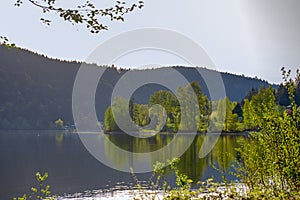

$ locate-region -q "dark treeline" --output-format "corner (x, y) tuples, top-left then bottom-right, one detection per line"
(0, 45), (284, 130)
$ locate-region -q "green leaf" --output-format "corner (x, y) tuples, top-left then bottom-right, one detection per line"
(31, 187), (37, 193)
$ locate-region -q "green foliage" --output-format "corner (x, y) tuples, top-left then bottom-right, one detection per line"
(132, 158), (245, 200)
(211, 97), (241, 132)
(103, 80), (285, 133)
(104, 82), (211, 133)
(150, 90), (179, 114)
(104, 106), (118, 131)
(14, 0), (144, 33)
(0, 36), (17, 49)
(149, 90), (179, 131)
(54, 118), (64, 129)
(131, 158), (198, 200)
(236, 68), (300, 199)
(212, 98), (226, 131)
(176, 83), (199, 131)
(249, 86), (277, 129)
(133, 104), (150, 127)
(240, 86), (277, 131)
(131, 69), (300, 199)
(242, 99), (254, 129)
(224, 97), (234, 132)
(150, 82), (209, 132)
(14, 172), (56, 200)
(112, 96), (137, 131)
(2, 0), (145, 54)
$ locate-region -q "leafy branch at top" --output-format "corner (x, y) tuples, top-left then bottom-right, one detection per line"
(14, 0), (145, 33)
(0, 36), (17, 49)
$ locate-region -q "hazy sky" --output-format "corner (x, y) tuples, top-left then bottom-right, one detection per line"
(1, 0), (300, 84)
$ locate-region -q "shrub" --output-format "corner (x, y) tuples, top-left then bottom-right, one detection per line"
(236, 68), (300, 199)
(14, 172), (56, 200)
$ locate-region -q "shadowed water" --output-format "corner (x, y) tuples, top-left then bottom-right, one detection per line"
(0, 131), (246, 199)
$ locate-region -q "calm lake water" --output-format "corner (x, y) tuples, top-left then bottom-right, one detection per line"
(0, 131), (246, 199)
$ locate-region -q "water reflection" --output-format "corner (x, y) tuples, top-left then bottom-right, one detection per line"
(104, 133), (243, 182)
(0, 131), (245, 199)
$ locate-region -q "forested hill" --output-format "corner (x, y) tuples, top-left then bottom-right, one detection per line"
(0, 45), (273, 129)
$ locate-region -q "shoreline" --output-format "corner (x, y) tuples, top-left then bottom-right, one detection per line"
(60, 183), (248, 200)
(103, 131), (251, 136)
(0, 130), (252, 137)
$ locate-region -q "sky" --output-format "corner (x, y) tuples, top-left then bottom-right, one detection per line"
(1, 0), (300, 84)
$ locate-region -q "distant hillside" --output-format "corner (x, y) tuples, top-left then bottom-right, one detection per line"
(0, 45), (274, 129)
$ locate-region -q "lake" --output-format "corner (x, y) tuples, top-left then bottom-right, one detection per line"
(0, 131), (246, 199)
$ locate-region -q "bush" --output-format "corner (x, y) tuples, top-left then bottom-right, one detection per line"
(14, 172), (56, 200)
(236, 68), (300, 199)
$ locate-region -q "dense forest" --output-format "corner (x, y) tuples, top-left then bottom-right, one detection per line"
(0, 45), (292, 130)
